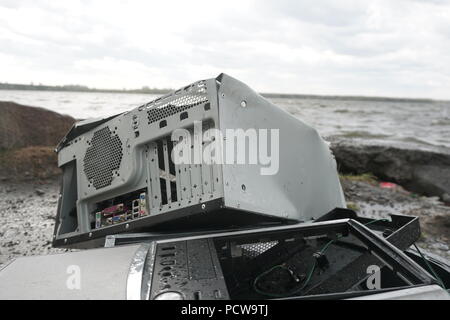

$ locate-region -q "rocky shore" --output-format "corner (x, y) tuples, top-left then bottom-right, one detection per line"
(0, 101), (75, 181)
(0, 101), (75, 150)
(340, 175), (449, 259)
(331, 141), (450, 202)
(0, 180), (70, 266)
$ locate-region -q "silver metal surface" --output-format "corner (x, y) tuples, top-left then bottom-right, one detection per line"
(218, 74), (345, 221)
(348, 285), (450, 300)
(0, 245), (140, 300)
(126, 243), (151, 300)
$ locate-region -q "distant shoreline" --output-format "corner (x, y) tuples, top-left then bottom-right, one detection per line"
(0, 82), (171, 95)
(0, 82), (444, 103)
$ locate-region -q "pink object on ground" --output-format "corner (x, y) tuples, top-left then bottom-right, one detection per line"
(380, 182), (398, 189)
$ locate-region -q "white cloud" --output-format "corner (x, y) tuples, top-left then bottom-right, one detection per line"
(0, 0), (449, 98)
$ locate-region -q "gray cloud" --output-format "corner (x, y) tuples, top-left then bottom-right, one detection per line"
(0, 0), (449, 99)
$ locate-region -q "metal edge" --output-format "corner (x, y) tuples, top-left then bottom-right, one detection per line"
(126, 243), (151, 300)
(0, 257), (16, 273)
(142, 242), (157, 300)
(53, 198), (225, 248)
(348, 219), (437, 285)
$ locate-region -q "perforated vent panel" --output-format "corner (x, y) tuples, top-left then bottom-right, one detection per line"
(147, 82), (209, 124)
(83, 126), (123, 189)
(240, 241), (278, 258)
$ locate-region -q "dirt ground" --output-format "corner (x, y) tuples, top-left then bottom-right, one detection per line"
(0, 180), (69, 267)
(0, 177), (449, 268)
(341, 176), (449, 259)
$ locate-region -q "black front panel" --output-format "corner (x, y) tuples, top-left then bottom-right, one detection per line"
(150, 239), (229, 300)
(143, 216), (435, 300)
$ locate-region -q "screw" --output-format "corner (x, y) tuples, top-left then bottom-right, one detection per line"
(240, 100), (247, 108)
(202, 204), (206, 210)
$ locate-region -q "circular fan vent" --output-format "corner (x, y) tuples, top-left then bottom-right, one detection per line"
(83, 126), (123, 189)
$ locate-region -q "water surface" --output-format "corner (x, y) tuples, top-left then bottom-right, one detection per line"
(1, 90), (449, 152)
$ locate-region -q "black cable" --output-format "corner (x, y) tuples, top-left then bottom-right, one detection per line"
(253, 218), (389, 297)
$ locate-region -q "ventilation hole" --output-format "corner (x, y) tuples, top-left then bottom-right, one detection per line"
(83, 126), (123, 189)
(240, 241), (279, 258)
(159, 120), (167, 128)
(160, 253), (175, 258)
(146, 84), (209, 124)
(180, 111), (188, 120)
(193, 291), (202, 300)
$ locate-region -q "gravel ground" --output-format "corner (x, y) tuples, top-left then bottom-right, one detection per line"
(0, 178), (449, 268)
(341, 177), (450, 259)
(0, 180), (70, 267)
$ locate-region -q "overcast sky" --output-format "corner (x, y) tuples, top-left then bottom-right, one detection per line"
(0, 0), (449, 99)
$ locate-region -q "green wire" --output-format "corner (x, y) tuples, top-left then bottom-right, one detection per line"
(363, 218), (389, 226)
(253, 218), (390, 297)
(252, 261), (318, 298)
(252, 265), (295, 298)
(413, 243), (447, 290)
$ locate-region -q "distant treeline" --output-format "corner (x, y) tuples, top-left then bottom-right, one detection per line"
(0, 82), (172, 95)
(0, 82), (440, 103)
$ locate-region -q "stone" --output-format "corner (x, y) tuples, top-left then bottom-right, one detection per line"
(430, 243), (449, 251)
(331, 142), (450, 200)
(442, 193), (450, 203)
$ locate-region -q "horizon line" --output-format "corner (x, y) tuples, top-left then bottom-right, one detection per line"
(0, 81), (447, 103)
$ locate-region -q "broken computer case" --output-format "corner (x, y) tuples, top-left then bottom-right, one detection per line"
(53, 74), (345, 247)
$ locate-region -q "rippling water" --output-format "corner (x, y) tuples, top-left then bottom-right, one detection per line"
(1, 90), (449, 152)
(272, 97), (450, 152)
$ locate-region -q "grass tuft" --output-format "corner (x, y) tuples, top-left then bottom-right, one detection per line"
(339, 173), (378, 185)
